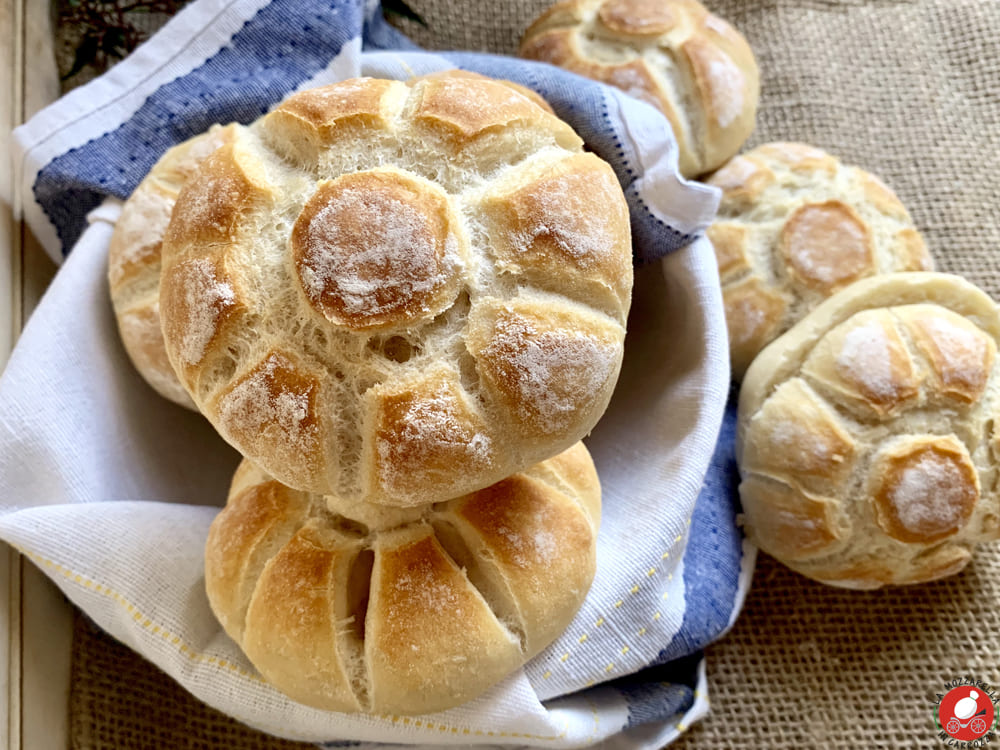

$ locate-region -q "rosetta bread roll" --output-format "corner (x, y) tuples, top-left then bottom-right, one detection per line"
(737, 273), (1000, 589)
(107, 74), (547, 410)
(159, 76), (633, 506)
(107, 124), (239, 408)
(519, 0), (759, 178)
(205, 442), (600, 715)
(707, 142), (934, 378)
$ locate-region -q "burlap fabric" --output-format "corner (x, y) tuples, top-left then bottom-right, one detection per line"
(63, 0), (1000, 747)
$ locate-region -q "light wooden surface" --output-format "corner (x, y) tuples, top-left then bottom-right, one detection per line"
(2, 1), (71, 749)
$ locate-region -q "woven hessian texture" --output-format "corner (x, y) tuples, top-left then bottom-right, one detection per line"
(65, 0), (1000, 747)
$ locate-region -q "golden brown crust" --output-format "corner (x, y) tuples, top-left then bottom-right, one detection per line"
(368, 368), (498, 505)
(212, 351), (328, 492)
(737, 273), (1000, 589)
(870, 436), (979, 544)
(707, 222), (751, 278)
(261, 77), (399, 165)
(157, 255), (244, 383)
(483, 152), (632, 318)
(108, 124), (238, 408)
(706, 155), (774, 207)
(274, 77), (394, 132)
(468, 299), (623, 441)
(723, 276), (789, 376)
(739, 475), (849, 562)
(860, 172), (909, 219)
(520, 0), (759, 177)
(411, 69), (556, 115)
(801, 311), (920, 417)
(899, 308), (996, 404)
(708, 143), (934, 380)
(366, 526), (522, 715)
(203, 476), (310, 641)
(290, 171), (462, 331)
(753, 142), (837, 173)
(413, 75), (578, 148)
(162, 140), (272, 250)
(114, 304), (192, 407)
(780, 201), (875, 293)
(598, 0), (677, 35)
(892, 228), (933, 271)
(205, 444), (600, 714)
(449, 470), (597, 653)
(160, 77), (631, 504)
(242, 523), (365, 712)
(740, 378), (857, 491)
(522, 0), (584, 39)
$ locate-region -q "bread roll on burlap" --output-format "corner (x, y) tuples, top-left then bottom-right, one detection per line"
(107, 124), (239, 408)
(519, 0), (759, 178)
(159, 76), (633, 506)
(737, 273), (1000, 589)
(707, 142), (934, 378)
(205, 442), (600, 715)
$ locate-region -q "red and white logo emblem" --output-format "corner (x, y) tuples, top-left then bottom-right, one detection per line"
(939, 686), (995, 742)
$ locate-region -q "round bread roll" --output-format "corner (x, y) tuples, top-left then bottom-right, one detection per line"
(159, 76), (633, 506)
(205, 442), (600, 715)
(107, 124), (239, 408)
(737, 273), (1000, 589)
(707, 142), (935, 378)
(106, 73), (545, 410)
(519, 0), (759, 178)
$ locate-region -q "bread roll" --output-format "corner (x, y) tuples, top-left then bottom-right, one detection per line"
(707, 142), (934, 378)
(205, 442), (600, 715)
(519, 0), (759, 178)
(107, 124), (239, 408)
(159, 76), (632, 506)
(737, 273), (1000, 589)
(107, 74), (547, 410)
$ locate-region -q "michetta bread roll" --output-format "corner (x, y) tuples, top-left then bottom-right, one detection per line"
(707, 142), (934, 378)
(205, 442), (601, 715)
(737, 273), (1000, 589)
(519, 0), (759, 178)
(108, 124), (239, 408)
(158, 76), (633, 506)
(106, 72), (551, 410)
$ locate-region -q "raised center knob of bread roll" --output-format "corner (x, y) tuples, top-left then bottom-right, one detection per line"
(780, 200), (874, 293)
(292, 170), (460, 330)
(873, 439), (979, 544)
(597, 0), (678, 35)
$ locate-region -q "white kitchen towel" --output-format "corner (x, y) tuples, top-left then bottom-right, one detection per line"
(3, 1), (752, 747)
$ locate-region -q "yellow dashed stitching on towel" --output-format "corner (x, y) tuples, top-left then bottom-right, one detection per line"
(545, 536), (689, 684)
(15, 547), (572, 742)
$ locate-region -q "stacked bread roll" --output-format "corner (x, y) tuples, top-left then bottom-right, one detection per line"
(108, 74), (634, 713)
